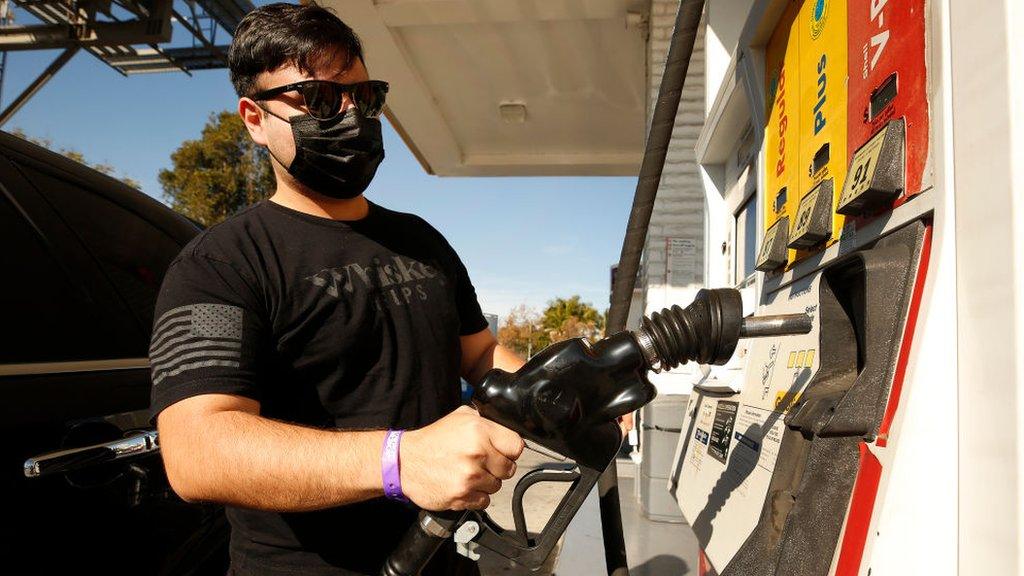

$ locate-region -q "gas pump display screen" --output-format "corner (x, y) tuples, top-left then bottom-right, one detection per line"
(708, 401), (738, 464)
(869, 73), (898, 121)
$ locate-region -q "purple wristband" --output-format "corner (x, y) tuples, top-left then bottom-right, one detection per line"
(381, 429), (409, 502)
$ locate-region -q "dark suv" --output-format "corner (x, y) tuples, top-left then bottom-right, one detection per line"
(0, 130), (229, 574)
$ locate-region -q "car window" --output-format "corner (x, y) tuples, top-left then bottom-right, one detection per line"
(13, 164), (187, 337)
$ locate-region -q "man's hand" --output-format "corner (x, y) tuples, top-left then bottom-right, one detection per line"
(401, 406), (524, 512)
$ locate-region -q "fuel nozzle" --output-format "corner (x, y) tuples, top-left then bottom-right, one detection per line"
(383, 288), (812, 576)
(633, 288), (812, 372)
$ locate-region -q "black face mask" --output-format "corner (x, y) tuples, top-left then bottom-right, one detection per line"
(262, 105), (385, 200)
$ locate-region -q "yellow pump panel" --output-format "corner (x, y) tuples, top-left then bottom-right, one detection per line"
(763, 1), (802, 264)
(797, 0), (847, 250)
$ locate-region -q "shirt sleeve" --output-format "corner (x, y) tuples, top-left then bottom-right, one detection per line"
(147, 251), (269, 426)
(429, 229), (489, 336)
(452, 250), (490, 336)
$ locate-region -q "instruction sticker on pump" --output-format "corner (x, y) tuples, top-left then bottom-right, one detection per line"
(733, 405), (787, 473)
(708, 401), (738, 464)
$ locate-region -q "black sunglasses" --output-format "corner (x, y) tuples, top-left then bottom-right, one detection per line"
(251, 79), (389, 120)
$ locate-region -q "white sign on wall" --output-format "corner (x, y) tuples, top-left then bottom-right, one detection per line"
(666, 237), (697, 287)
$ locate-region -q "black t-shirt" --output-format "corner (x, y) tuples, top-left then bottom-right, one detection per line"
(148, 199), (488, 575)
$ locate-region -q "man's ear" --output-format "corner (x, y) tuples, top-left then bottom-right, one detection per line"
(239, 97), (269, 146)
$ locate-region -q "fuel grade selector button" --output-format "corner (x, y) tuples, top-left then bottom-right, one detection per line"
(838, 118), (906, 216)
(788, 179), (834, 250)
(756, 215), (790, 272)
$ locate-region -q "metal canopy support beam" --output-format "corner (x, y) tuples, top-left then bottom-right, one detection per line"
(100, 45), (230, 73)
(0, 45), (79, 126)
(192, 0), (249, 34)
(0, 0), (251, 114)
(0, 0), (173, 51)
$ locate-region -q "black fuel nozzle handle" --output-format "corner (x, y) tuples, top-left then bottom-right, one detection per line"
(380, 330), (656, 576)
(472, 329), (656, 471)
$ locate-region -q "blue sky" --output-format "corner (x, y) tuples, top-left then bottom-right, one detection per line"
(4, 3), (637, 321)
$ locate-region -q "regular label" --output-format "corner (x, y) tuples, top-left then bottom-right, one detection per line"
(756, 216), (789, 271)
(757, 223), (780, 264)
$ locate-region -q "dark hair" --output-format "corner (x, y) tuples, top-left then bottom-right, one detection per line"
(228, 1), (364, 99)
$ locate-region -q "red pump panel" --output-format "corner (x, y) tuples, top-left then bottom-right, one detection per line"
(847, 0), (929, 199)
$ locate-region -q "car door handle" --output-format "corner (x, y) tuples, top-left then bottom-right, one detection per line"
(23, 429), (159, 478)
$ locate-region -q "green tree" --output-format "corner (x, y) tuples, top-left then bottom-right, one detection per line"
(8, 127), (141, 189)
(541, 295), (605, 343)
(497, 304), (546, 359)
(158, 110), (275, 226)
(499, 296), (606, 359)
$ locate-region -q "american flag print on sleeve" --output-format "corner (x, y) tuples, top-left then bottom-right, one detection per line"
(150, 303), (244, 386)
(147, 253), (267, 426)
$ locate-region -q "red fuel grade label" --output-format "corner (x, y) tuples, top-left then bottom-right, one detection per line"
(847, 0), (929, 199)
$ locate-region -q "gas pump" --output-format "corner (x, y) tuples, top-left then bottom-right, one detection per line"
(670, 0), (935, 574)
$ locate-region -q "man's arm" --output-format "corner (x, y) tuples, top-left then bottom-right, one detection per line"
(158, 393), (384, 512)
(158, 394), (523, 513)
(460, 328), (524, 385)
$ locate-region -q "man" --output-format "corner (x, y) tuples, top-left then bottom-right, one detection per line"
(149, 3), (528, 574)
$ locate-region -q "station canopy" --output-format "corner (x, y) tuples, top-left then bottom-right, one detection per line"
(329, 0), (648, 176)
